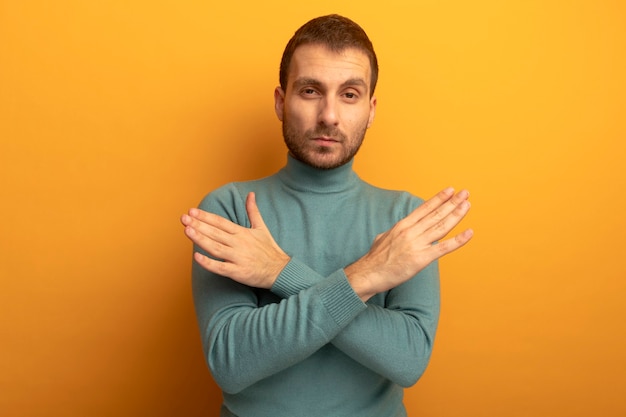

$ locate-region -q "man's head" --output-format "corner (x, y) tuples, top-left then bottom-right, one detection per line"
(279, 14), (378, 97)
(275, 15), (378, 170)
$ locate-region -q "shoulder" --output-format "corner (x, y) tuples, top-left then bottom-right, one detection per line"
(197, 174), (281, 224)
(358, 180), (425, 217)
(198, 181), (240, 208)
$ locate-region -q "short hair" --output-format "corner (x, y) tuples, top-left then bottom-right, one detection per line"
(279, 14), (379, 97)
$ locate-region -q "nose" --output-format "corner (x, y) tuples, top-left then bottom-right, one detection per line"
(318, 97), (339, 126)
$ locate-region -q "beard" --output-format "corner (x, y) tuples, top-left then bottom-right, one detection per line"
(282, 119), (368, 170)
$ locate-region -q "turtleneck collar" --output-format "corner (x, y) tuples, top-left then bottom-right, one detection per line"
(277, 154), (360, 194)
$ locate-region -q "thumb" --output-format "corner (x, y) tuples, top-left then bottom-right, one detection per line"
(246, 192), (267, 229)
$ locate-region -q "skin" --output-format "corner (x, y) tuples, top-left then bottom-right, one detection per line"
(181, 44), (473, 302)
(275, 43), (376, 170)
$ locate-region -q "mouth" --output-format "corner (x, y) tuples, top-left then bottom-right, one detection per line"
(312, 136), (339, 146)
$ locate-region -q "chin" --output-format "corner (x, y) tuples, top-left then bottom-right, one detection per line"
(305, 153), (350, 170)
(286, 141), (352, 169)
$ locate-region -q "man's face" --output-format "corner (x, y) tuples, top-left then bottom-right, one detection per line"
(274, 43), (377, 169)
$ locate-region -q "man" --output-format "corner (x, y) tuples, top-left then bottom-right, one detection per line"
(181, 14), (473, 417)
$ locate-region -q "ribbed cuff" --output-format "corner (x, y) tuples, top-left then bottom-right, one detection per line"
(317, 270), (367, 328)
(271, 258), (318, 298)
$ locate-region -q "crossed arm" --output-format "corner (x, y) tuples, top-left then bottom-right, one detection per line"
(181, 187), (472, 392)
(182, 187), (472, 300)
(268, 257), (441, 387)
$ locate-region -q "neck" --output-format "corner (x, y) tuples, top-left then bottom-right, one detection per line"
(278, 154), (358, 193)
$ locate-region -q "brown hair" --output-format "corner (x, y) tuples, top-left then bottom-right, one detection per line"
(279, 14), (379, 96)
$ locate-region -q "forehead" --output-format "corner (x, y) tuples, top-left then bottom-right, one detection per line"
(287, 44), (372, 90)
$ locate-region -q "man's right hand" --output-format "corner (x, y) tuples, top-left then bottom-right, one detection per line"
(345, 187), (473, 302)
(181, 192), (290, 289)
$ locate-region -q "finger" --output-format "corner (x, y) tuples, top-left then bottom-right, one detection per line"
(414, 228), (474, 269)
(185, 226), (232, 261)
(425, 199), (472, 242)
(419, 189), (470, 229)
(187, 208), (240, 234)
(181, 213), (234, 248)
(402, 187), (455, 226)
(194, 251), (234, 277)
(246, 192), (268, 230)
(430, 228), (474, 258)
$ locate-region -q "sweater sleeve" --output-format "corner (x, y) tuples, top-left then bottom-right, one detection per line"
(191, 187), (367, 394)
(271, 256), (440, 387)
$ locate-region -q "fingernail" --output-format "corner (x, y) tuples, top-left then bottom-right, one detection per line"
(454, 189), (469, 200)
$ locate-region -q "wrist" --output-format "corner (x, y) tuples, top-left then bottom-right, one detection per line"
(265, 254), (291, 289)
(344, 260), (377, 302)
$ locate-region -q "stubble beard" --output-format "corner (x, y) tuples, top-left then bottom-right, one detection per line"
(282, 120), (368, 170)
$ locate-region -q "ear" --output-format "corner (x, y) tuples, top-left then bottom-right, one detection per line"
(274, 87), (285, 122)
(367, 95), (377, 128)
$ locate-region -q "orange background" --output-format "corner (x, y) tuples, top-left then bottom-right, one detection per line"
(2, 1), (625, 416)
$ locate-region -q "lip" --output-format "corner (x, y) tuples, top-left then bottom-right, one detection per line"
(312, 137), (338, 145)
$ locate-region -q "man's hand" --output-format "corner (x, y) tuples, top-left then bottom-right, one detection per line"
(181, 192), (290, 289)
(345, 187), (473, 302)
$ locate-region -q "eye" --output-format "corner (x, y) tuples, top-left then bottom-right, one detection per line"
(342, 90), (360, 102)
(301, 88), (319, 96)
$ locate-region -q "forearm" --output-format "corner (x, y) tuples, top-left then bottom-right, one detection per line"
(271, 258), (440, 386)
(193, 260), (366, 394)
(330, 271), (440, 387)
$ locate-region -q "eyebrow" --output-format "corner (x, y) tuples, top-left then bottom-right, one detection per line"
(292, 77), (368, 91)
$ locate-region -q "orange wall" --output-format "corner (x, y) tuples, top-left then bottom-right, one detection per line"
(2, 1), (625, 416)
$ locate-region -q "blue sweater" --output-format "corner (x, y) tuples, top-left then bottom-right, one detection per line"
(192, 155), (440, 417)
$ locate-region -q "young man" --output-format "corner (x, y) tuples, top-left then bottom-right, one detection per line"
(181, 14), (473, 417)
